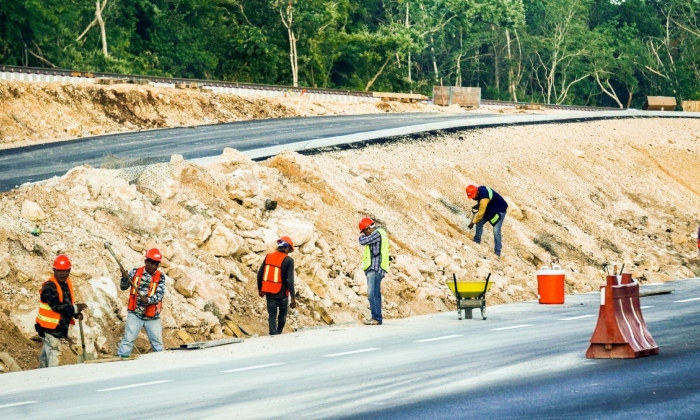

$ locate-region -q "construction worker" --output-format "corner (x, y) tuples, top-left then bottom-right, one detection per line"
(697, 225), (700, 256)
(358, 218), (389, 325)
(35, 254), (88, 368)
(466, 184), (509, 257)
(117, 248), (168, 356)
(258, 236), (297, 335)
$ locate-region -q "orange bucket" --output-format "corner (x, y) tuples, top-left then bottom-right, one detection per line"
(536, 265), (565, 304)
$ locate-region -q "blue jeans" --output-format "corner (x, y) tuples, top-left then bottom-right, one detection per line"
(266, 296), (289, 335)
(366, 270), (385, 323)
(474, 212), (506, 256)
(118, 312), (164, 356)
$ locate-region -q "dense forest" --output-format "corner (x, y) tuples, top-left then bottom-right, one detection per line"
(1, 0), (699, 107)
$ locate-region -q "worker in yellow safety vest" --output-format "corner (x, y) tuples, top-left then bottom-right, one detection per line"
(258, 236), (297, 335)
(358, 218), (389, 325)
(35, 254), (88, 368)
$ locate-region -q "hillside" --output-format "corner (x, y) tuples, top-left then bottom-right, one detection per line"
(1, 116), (700, 372)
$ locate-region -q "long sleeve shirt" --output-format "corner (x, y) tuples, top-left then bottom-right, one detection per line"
(39, 280), (77, 339)
(257, 255), (295, 300)
(120, 268), (167, 320)
(359, 230), (383, 273)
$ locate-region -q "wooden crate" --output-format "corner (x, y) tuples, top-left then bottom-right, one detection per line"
(643, 96), (676, 111)
(682, 100), (700, 112)
(433, 86), (480, 108)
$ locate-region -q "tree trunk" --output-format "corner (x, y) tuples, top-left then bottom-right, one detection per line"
(626, 90), (633, 109)
(280, 5), (298, 87)
(505, 29), (517, 102)
(406, 2), (411, 84)
(365, 54), (393, 91)
(95, 0), (109, 57)
(431, 36), (439, 82)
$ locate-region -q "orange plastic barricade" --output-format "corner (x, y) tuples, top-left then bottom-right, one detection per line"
(586, 274), (658, 359)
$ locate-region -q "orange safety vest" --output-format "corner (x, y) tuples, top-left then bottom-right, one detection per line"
(261, 251), (288, 295)
(128, 267), (163, 317)
(36, 277), (75, 330)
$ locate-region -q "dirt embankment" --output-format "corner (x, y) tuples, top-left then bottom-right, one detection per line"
(0, 84), (699, 373)
(0, 80), (486, 149)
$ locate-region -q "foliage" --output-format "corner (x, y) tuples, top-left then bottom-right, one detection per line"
(1, 0), (699, 105)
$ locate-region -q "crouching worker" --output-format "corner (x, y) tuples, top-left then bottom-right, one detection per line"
(258, 236), (297, 335)
(117, 248), (168, 356)
(35, 254), (88, 368)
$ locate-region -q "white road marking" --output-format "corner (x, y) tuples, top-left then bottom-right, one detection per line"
(413, 335), (463, 343)
(222, 363), (285, 373)
(0, 401), (38, 409)
(558, 315), (596, 321)
(324, 348), (381, 357)
(491, 325), (532, 331)
(674, 297), (700, 303)
(640, 305), (654, 309)
(97, 380), (171, 392)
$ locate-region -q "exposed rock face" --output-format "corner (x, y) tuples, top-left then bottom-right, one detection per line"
(205, 225), (243, 256)
(20, 200), (45, 222)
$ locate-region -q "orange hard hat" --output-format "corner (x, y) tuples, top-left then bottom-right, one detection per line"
(359, 217), (375, 231)
(466, 184), (478, 199)
(53, 254), (72, 270)
(145, 248), (163, 262)
(277, 236), (294, 252)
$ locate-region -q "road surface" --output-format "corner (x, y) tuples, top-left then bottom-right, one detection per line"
(1, 279), (699, 419)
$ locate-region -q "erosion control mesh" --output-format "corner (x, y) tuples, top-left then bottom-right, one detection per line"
(101, 153), (186, 193)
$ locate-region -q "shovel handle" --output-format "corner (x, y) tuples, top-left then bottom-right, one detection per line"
(104, 242), (128, 275)
(79, 317), (86, 353)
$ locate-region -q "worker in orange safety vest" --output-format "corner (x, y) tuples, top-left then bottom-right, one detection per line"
(258, 236), (297, 335)
(117, 248), (168, 356)
(35, 254), (88, 368)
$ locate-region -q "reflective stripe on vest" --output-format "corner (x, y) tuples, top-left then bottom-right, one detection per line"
(127, 267), (162, 318)
(261, 251), (287, 295)
(484, 187), (500, 225)
(362, 228), (390, 272)
(36, 277), (75, 330)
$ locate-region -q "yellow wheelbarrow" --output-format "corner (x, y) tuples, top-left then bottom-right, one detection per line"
(446, 273), (492, 320)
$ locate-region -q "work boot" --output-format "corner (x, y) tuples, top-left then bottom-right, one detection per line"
(363, 319), (381, 325)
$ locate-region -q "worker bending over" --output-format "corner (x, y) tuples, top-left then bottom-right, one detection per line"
(466, 184), (509, 258)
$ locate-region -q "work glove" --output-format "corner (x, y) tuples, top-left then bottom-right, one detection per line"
(468, 222), (474, 230)
(75, 303), (88, 313)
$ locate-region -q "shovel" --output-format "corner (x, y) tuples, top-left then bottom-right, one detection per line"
(77, 317), (95, 363)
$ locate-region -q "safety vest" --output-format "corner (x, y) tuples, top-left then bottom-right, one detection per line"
(36, 277), (75, 330)
(362, 228), (390, 273)
(128, 267), (163, 318)
(261, 251), (288, 295)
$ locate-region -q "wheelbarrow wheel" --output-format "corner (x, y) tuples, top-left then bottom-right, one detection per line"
(481, 307), (487, 320)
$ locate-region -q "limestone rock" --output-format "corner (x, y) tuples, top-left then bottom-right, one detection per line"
(0, 256), (11, 279)
(226, 169), (260, 200)
(208, 148), (254, 173)
(175, 274), (198, 298)
(235, 216), (255, 230)
(266, 215), (315, 247)
(21, 200), (46, 222)
(205, 225), (243, 256)
(182, 214), (213, 245)
(194, 276), (230, 315)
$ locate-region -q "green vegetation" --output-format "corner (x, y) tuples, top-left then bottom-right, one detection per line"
(2, 0), (699, 106)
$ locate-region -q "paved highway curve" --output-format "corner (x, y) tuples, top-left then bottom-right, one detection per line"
(1, 279), (700, 419)
(0, 113), (502, 192)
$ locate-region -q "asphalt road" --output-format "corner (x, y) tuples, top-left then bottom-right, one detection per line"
(0, 113), (500, 192)
(1, 279), (699, 419)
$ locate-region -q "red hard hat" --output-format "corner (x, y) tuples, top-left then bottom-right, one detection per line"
(277, 236), (294, 252)
(466, 185), (478, 199)
(145, 248), (163, 262)
(359, 217), (375, 231)
(53, 254), (72, 270)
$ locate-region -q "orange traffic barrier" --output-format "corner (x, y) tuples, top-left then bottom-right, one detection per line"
(586, 274), (659, 359)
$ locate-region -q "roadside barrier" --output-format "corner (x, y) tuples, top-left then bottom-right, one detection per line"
(586, 273), (658, 359)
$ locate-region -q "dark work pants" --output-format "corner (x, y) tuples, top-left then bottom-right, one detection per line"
(266, 296), (289, 335)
